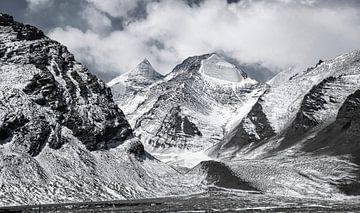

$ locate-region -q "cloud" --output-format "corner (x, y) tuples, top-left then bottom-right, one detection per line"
(80, 7), (112, 32)
(85, 0), (141, 17)
(26, 0), (52, 10)
(46, 0), (360, 81)
(50, 26), (152, 78)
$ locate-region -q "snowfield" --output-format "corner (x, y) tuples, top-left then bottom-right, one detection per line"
(1, 13), (360, 207)
(109, 53), (266, 167)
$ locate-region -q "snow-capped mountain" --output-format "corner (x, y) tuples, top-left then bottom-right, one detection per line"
(108, 59), (164, 115)
(0, 13), (134, 154)
(207, 50), (360, 196)
(110, 53), (266, 167)
(213, 50), (360, 158)
(0, 14), (204, 206)
(2, 11), (360, 207)
(215, 53), (276, 83)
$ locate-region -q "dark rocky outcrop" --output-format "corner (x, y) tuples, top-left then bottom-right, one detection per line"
(302, 90), (360, 160)
(190, 160), (257, 191)
(215, 100), (275, 155)
(125, 53), (263, 153)
(276, 76), (337, 150)
(148, 106), (202, 149)
(0, 14), (44, 41)
(127, 139), (146, 158)
(0, 13), (133, 156)
(299, 90), (360, 195)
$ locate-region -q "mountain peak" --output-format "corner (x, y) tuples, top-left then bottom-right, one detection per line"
(108, 59), (163, 87)
(0, 13), (13, 23)
(130, 58), (163, 79)
(0, 13), (133, 155)
(140, 58), (151, 65)
(199, 54), (247, 83)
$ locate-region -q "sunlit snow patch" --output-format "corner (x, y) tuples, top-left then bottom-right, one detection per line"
(199, 54), (245, 83)
(152, 150), (213, 168)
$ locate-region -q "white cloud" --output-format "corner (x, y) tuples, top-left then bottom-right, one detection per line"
(48, 0), (360, 79)
(85, 0), (141, 17)
(26, 0), (52, 10)
(80, 7), (112, 32)
(50, 26), (151, 76)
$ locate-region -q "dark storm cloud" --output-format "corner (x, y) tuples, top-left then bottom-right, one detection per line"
(26, 1), (90, 32)
(1, 0), (86, 31)
(0, 0), (27, 23)
(1, 0), (360, 82)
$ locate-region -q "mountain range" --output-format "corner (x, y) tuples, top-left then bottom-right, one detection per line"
(109, 53), (266, 167)
(1, 13), (360, 206)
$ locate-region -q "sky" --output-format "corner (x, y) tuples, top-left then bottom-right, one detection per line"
(1, 0), (360, 81)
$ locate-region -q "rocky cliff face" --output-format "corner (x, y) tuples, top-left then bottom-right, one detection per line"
(2, 12), (360, 205)
(301, 89), (360, 195)
(302, 89), (360, 161)
(110, 53), (266, 167)
(213, 50), (360, 159)
(0, 13), (133, 155)
(0, 14), (205, 206)
(208, 50), (360, 196)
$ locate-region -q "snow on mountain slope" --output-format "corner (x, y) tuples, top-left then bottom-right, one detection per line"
(298, 89), (360, 195)
(199, 54), (245, 82)
(108, 59), (164, 116)
(225, 154), (359, 199)
(206, 50), (360, 197)
(0, 133), (205, 206)
(213, 50), (360, 158)
(210, 87), (360, 198)
(0, 13), (133, 154)
(2, 12), (360, 204)
(110, 53), (266, 167)
(108, 58), (163, 89)
(263, 54), (360, 133)
(301, 89), (360, 163)
(0, 14), (206, 206)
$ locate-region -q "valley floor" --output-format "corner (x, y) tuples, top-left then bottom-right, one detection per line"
(2, 189), (360, 213)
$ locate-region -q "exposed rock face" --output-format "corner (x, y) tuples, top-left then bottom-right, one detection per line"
(0, 14), (207, 206)
(3, 11), (360, 205)
(215, 101), (275, 155)
(0, 13), (132, 156)
(110, 52), (265, 167)
(126, 138), (146, 158)
(210, 50), (360, 196)
(147, 106), (202, 149)
(214, 50), (360, 159)
(302, 90), (360, 161)
(299, 89), (360, 195)
(277, 76), (338, 150)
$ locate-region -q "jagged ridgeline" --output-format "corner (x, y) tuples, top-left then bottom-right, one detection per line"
(109, 53), (266, 167)
(0, 13), (132, 155)
(213, 50), (360, 159)
(2, 10), (360, 208)
(0, 14), (205, 205)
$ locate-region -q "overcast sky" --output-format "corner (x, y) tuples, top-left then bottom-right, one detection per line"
(1, 0), (360, 81)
